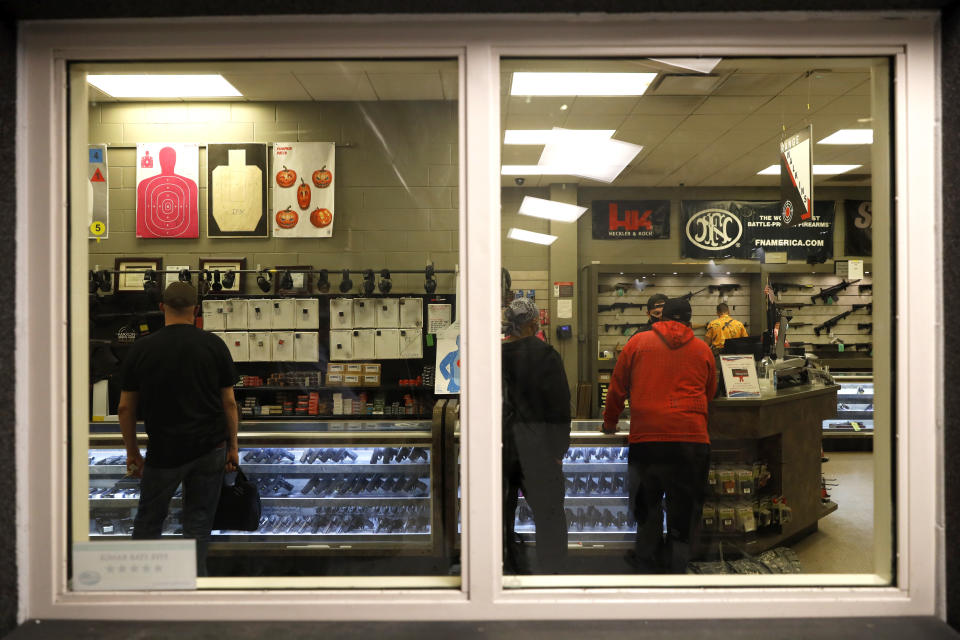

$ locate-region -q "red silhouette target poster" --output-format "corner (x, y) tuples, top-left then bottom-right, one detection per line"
(136, 143), (200, 238)
(271, 142), (335, 238)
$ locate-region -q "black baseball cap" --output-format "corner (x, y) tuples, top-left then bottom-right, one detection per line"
(662, 298), (692, 323)
(162, 281), (198, 309)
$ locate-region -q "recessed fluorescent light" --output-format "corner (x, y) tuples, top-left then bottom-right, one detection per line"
(538, 128), (642, 183)
(648, 58), (722, 74)
(818, 129), (873, 145)
(504, 130), (615, 145)
(757, 164), (862, 176)
(87, 74), (242, 98)
(518, 196), (587, 223)
(511, 72), (657, 96)
(507, 228), (558, 246)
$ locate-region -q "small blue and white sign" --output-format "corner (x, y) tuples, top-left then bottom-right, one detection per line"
(89, 148), (104, 164)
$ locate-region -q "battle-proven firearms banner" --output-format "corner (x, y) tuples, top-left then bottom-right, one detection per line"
(591, 200), (670, 239)
(682, 200), (834, 261)
(844, 200), (872, 256)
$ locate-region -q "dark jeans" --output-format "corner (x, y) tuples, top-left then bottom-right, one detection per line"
(133, 446), (226, 577)
(627, 441), (710, 574)
(503, 425), (569, 574)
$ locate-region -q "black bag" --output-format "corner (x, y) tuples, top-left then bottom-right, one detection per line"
(213, 467), (261, 531)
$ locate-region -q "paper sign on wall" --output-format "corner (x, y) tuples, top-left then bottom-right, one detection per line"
(88, 145), (109, 240)
(72, 541), (196, 591)
(434, 322), (460, 395)
(427, 304), (452, 333)
(272, 142), (336, 238)
(136, 143), (200, 239)
(207, 143), (268, 238)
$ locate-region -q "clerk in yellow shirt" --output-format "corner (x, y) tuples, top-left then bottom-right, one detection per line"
(703, 303), (748, 353)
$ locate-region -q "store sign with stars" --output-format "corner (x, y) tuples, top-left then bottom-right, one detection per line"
(72, 541), (196, 590)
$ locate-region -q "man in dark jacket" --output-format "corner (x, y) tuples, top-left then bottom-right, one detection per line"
(119, 282), (239, 576)
(602, 297), (716, 573)
(502, 297), (571, 574)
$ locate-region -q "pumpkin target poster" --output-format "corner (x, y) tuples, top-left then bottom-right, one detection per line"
(271, 142), (335, 238)
(207, 143), (269, 238)
(135, 143), (200, 238)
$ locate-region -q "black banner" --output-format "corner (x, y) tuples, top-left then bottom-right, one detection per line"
(591, 200), (670, 239)
(844, 200), (872, 256)
(682, 200), (834, 261)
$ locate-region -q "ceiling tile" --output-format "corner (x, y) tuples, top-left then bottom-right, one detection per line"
(501, 147), (542, 164)
(505, 96), (570, 115)
(296, 74), (377, 101)
(630, 95), (704, 115)
(781, 72), (871, 96)
(694, 96), (768, 115)
(815, 94), (871, 116)
(567, 97), (640, 115)
(561, 114), (630, 130)
(220, 73), (311, 101)
(505, 113), (568, 130)
(674, 114), (737, 132)
(713, 73), (801, 96)
(754, 95), (833, 115)
(368, 73), (444, 100)
(618, 113), (686, 132)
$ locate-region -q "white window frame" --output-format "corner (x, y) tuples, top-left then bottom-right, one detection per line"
(16, 12), (942, 622)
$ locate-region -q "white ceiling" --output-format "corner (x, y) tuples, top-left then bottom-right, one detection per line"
(82, 57), (880, 188)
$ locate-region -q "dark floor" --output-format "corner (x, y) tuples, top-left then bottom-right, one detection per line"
(3, 618), (959, 640)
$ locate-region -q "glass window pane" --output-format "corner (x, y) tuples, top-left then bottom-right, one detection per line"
(499, 57), (889, 583)
(72, 58), (460, 586)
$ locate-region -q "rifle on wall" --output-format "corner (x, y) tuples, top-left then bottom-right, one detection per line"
(857, 323), (873, 334)
(813, 303), (872, 336)
(603, 323), (648, 335)
(708, 284), (740, 296)
(680, 288), (708, 301)
(770, 282), (814, 297)
(598, 302), (646, 313)
(811, 279), (861, 304)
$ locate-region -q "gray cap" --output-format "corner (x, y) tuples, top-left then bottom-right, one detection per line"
(162, 281), (198, 309)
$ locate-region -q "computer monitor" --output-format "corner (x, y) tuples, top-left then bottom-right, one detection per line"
(722, 336), (764, 361)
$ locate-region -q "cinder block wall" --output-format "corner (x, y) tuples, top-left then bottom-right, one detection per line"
(88, 100), (460, 295)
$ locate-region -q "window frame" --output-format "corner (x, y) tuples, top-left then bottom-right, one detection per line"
(15, 12), (941, 622)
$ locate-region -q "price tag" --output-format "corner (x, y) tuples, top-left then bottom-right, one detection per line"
(851, 421), (861, 431)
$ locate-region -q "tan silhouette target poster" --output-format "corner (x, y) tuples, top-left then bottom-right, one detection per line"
(271, 142), (335, 238)
(136, 143), (199, 238)
(207, 143), (268, 238)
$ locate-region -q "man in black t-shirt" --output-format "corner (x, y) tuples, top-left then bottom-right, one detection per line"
(119, 282), (239, 576)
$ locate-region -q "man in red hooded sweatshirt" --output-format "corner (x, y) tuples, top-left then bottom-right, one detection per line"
(602, 297), (717, 573)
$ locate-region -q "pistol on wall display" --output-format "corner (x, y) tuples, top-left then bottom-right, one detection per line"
(858, 284), (873, 294)
(811, 279), (861, 304)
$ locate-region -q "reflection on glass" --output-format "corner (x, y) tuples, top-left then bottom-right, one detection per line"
(501, 57), (885, 582)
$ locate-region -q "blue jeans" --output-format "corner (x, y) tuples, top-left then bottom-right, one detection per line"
(133, 446), (226, 577)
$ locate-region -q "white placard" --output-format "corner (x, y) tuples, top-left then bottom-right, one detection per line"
(434, 322), (461, 395)
(427, 303), (452, 333)
(719, 355), (762, 398)
(556, 299), (573, 319)
(165, 265), (190, 288)
(72, 541), (196, 591)
(836, 259), (864, 280)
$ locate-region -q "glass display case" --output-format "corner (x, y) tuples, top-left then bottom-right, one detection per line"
(87, 420), (441, 554)
(823, 373), (874, 445)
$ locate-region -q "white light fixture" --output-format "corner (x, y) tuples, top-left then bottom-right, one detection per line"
(818, 129), (874, 145)
(87, 74), (242, 98)
(648, 58), (722, 74)
(507, 228), (558, 246)
(510, 72), (657, 96)
(757, 164), (862, 176)
(538, 128), (642, 183)
(518, 196), (587, 223)
(504, 129), (615, 145)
